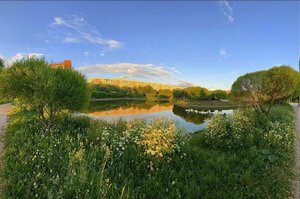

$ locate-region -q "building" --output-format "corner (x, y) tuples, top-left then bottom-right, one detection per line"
(89, 78), (180, 91)
(50, 60), (72, 69)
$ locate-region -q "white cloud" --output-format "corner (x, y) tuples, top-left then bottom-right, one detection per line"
(63, 36), (79, 43)
(219, 48), (229, 58)
(0, 54), (5, 60)
(106, 39), (122, 49)
(77, 63), (180, 79)
(51, 16), (123, 49)
(53, 17), (64, 25)
(7, 53), (44, 65)
(219, 0), (234, 23)
(176, 80), (197, 88)
(100, 53), (105, 56)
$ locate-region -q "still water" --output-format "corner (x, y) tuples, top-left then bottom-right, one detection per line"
(87, 100), (233, 133)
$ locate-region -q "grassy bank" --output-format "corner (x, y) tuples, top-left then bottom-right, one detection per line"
(1, 105), (296, 198)
(174, 99), (241, 110)
(90, 97), (146, 101)
(0, 100), (10, 105)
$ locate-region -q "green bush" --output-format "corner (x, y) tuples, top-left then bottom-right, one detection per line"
(231, 66), (298, 115)
(0, 58), (89, 128)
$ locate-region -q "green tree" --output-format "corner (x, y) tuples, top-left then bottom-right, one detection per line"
(208, 90), (229, 100)
(0, 58), (89, 128)
(0, 57), (4, 69)
(173, 89), (187, 98)
(158, 89), (172, 99)
(231, 65), (298, 115)
(185, 86), (209, 100)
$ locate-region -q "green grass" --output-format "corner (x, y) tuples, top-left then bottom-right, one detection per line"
(174, 99), (241, 110)
(0, 99), (10, 105)
(1, 105), (296, 198)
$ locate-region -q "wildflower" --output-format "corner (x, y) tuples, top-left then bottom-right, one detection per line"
(138, 119), (177, 158)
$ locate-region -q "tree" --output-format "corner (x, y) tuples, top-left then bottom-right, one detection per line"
(173, 89), (187, 98)
(0, 58), (90, 128)
(158, 89), (172, 99)
(208, 90), (229, 100)
(185, 86), (209, 100)
(231, 65), (298, 115)
(292, 78), (300, 101)
(0, 57), (4, 69)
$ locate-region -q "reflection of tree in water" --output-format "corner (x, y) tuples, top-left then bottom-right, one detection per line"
(172, 105), (212, 125)
(87, 100), (172, 113)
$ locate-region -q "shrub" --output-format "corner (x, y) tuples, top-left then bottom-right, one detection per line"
(202, 106), (295, 152)
(0, 58), (89, 128)
(231, 66), (298, 115)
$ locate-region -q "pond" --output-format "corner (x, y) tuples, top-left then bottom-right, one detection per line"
(87, 100), (233, 133)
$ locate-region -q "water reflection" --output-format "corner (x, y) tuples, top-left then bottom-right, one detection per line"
(172, 105), (212, 125)
(87, 100), (232, 132)
(89, 100), (172, 116)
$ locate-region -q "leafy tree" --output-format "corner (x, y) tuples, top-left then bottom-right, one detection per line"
(231, 65), (298, 115)
(185, 86), (209, 100)
(292, 78), (300, 101)
(208, 90), (229, 100)
(0, 57), (4, 69)
(0, 58), (89, 128)
(158, 89), (172, 99)
(173, 89), (187, 98)
(90, 84), (145, 98)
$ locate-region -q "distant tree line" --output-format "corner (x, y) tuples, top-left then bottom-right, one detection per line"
(173, 87), (229, 100)
(91, 83), (229, 101)
(91, 84), (174, 100)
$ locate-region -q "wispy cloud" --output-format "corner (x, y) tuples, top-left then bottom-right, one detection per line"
(63, 36), (79, 43)
(219, 0), (234, 23)
(51, 16), (123, 50)
(77, 63), (180, 79)
(219, 48), (229, 58)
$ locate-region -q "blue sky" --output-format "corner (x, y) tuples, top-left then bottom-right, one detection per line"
(0, 1), (299, 89)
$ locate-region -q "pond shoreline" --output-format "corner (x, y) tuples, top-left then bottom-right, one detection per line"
(91, 98), (146, 101)
(174, 99), (241, 110)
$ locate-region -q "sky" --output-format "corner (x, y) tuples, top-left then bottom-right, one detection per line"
(0, 1), (299, 90)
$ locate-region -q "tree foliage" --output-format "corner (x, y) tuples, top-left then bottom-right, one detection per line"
(0, 58), (90, 128)
(0, 57), (4, 69)
(173, 87), (228, 100)
(158, 89), (173, 99)
(231, 65), (298, 115)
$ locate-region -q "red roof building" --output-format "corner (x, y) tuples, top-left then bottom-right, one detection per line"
(50, 60), (72, 69)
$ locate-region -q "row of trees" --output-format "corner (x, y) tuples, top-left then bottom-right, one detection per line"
(173, 87), (229, 100)
(0, 58), (89, 128)
(231, 65), (299, 115)
(91, 84), (174, 100)
(91, 84), (229, 101)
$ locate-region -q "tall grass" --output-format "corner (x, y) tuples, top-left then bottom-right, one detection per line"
(1, 105), (296, 198)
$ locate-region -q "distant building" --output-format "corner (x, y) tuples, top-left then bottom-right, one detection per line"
(50, 60), (72, 69)
(89, 78), (180, 91)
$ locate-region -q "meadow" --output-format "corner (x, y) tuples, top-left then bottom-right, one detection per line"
(1, 105), (295, 198)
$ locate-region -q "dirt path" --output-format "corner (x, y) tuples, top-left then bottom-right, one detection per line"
(292, 104), (300, 199)
(0, 103), (12, 154)
(0, 103), (12, 195)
